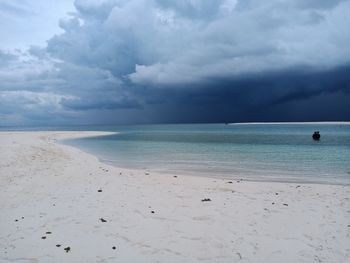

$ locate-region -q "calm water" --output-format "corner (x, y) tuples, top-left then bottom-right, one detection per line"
(63, 123), (350, 184)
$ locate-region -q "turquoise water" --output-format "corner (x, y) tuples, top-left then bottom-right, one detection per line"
(64, 123), (350, 184)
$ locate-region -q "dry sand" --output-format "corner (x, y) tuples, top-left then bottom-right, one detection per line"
(0, 131), (349, 262)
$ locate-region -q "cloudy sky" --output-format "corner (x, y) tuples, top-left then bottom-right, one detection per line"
(0, 0), (350, 125)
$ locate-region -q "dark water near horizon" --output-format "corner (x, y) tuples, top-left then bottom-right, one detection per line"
(60, 123), (350, 184)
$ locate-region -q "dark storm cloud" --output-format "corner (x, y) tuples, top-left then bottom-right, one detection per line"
(1, 0), (350, 125)
(134, 64), (350, 123)
(61, 97), (142, 110)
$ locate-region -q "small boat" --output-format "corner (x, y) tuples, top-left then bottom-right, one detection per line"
(312, 131), (321, 140)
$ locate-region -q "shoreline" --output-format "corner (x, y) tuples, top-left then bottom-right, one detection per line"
(80, 157), (350, 187)
(61, 135), (349, 187)
(84, 158), (350, 186)
(1, 131), (349, 262)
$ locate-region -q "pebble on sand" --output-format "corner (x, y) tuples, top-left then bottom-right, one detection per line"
(201, 198), (212, 202)
(64, 247), (71, 253)
(100, 218), (107, 222)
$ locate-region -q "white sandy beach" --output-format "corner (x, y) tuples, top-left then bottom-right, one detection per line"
(0, 131), (349, 263)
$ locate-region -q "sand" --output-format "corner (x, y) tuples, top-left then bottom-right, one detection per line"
(0, 131), (349, 263)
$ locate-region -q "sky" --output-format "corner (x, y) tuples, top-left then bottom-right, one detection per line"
(0, 0), (350, 126)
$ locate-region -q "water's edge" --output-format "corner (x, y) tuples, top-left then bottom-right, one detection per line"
(60, 136), (350, 186)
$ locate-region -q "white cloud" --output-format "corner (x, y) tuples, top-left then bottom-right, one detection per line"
(39, 0), (350, 87)
(128, 0), (350, 85)
(0, 90), (75, 123)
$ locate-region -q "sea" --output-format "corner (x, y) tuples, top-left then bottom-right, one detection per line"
(59, 123), (350, 185)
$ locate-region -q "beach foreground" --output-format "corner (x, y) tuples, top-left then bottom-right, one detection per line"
(0, 132), (349, 262)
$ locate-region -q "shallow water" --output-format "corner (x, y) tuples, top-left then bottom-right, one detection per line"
(63, 123), (350, 184)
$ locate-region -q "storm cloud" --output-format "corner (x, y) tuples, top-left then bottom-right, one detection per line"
(0, 0), (350, 125)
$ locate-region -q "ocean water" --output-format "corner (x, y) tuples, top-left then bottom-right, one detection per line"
(64, 123), (350, 184)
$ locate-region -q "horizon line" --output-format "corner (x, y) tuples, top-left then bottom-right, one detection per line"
(229, 121), (350, 125)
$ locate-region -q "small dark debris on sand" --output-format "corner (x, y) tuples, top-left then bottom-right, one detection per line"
(41, 236), (46, 239)
(272, 202), (275, 205)
(296, 185), (301, 188)
(227, 181), (233, 184)
(145, 172), (149, 175)
(56, 244), (61, 247)
(21, 217), (24, 219)
(112, 246), (116, 250)
(283, 203), (288, 206)
(151, 211), (155, 214)
(64, 247), (71, 253)
(14, 219), (18, 222)
(275, 193), (279, 195)
(46, 232), (52, 234)
(100, 218), (107, 223)
(173, 176), (177, 178)
(98, 189), (102, 192)
(201, 198), (212, 202)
